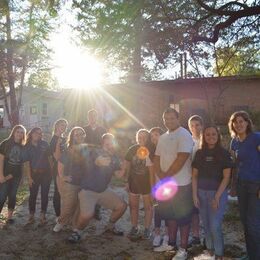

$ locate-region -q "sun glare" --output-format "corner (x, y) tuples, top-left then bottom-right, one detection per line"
(51, 33), (103, 89)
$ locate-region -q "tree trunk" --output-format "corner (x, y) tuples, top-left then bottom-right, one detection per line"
(6, 4), (19, 126)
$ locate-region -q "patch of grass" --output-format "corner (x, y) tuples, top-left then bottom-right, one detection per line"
(16, 184), (29, 206)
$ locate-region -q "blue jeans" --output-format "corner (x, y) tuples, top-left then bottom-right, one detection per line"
(198, 189), (228, 257)
(237, 179), (260, 260)
(0, 174), (22, 213)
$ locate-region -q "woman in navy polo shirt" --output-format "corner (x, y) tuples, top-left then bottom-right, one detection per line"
(229, 111), (260, 260)
(24, 127), (52, 225)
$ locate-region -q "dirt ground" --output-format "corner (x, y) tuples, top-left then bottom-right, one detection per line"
(0, 184), (246, 260)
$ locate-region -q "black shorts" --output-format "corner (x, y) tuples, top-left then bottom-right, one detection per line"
(128, 174), (151, 195)
(157, 184), (193, 226)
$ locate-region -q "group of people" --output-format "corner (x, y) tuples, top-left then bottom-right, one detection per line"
(0, 108), (259, 260)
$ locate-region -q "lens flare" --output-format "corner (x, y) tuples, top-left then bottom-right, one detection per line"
(136, 146), (149, 160)
(152, 177), (178, 201)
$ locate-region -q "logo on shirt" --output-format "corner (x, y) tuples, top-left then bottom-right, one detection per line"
(205, 156), (214, 162)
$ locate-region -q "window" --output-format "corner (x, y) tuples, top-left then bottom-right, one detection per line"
(42, 103), (48, 115)
(30, 106), (37, 115)
(170, 103), (180, 112)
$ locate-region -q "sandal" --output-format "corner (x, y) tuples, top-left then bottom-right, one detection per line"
(68, 231), (81, 243)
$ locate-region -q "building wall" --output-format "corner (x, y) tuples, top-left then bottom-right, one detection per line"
(105, 76), (260, 129)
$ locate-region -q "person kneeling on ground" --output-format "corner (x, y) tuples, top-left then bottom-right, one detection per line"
(68, 133), (127, 243)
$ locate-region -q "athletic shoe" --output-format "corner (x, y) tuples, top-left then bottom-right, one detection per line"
(143, 228), (152, 239)
(162, 234), (169, 246)
(68, 231), (81, 243)
(128, 226), (140, 240)
(53, 222), (64, 232)
(154, 244), (174, 252)
(172, 248), (188, 260)
(188, 236), (201, 248)
(153, 234), (161, 247)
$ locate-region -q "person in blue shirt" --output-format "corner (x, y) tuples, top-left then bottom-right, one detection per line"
(229, 111), (260, 260)
(67, 133), (127, 243)
(0, 125), (26, 224)
(53, 126), (88, 233)
(24, 127), (52, 225)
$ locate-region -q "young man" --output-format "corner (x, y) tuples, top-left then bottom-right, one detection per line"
(67, 134), (127, 243)
(83, 109), (107, 147)
(188, 115), (204, 247)
(154, 108), (194, 260)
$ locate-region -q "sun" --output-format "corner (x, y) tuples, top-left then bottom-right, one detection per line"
(51, 33), (103, 89)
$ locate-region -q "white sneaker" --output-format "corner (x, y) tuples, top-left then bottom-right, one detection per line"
(153, 234), (161, 247)
(53, 222), (63, 232)
(154, 244), (174, 252)
(162, 234), (169, 246)
(172, 248), (188, 260)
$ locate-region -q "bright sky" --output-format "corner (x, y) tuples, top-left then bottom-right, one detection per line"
(49, 1), (104, 89)
(50, 30), (104, 89)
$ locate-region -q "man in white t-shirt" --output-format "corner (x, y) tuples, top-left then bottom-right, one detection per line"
(154, 108), (193, 260)
(188, 115), (204, 248)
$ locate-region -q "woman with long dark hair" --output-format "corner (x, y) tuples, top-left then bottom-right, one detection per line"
(0, 125), (26, 223)
(192, 126), (232, 260)
(50, 118), (68, 218)
(24, 127), (52, 225)
(229, 111), (260, 260)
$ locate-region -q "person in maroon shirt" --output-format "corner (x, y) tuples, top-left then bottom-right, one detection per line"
(83, 109), (106, 147)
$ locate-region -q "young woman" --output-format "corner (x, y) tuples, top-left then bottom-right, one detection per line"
(0, 125), (26, 223)
(125, 129), (153, 240)
(50, 118), (68, 218)
(53, 127), (87, 232)
(24, 127), (52, 225)
(148, 127), (170, 248)
(192, 126), (232, 260)
(229, 111), (260, 260)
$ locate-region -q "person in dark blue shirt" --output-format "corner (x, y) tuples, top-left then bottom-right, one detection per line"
(229, 111), (260, 260)
(0, 125), (26, 224)
(24, 127), (52, 225)
(192, 126), (232, 260)
(67, 133), (127, 243)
